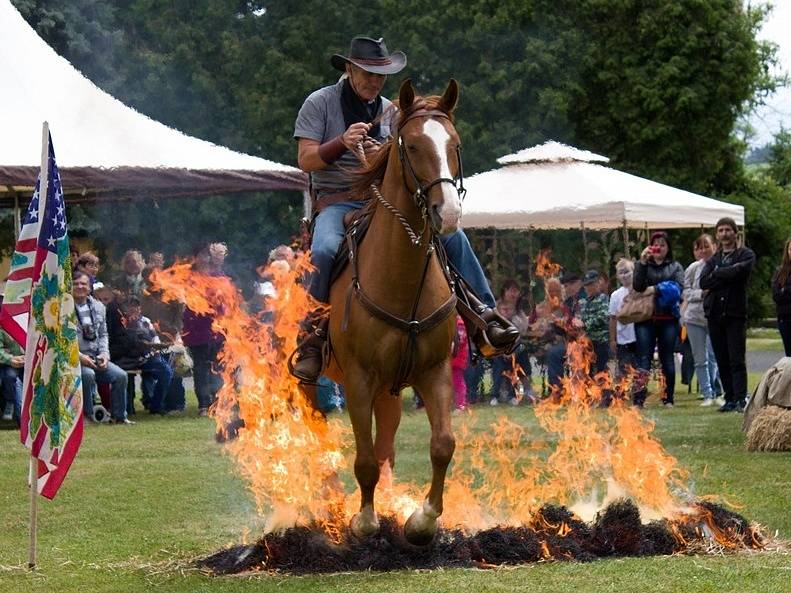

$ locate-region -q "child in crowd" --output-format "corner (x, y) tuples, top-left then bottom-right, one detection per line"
(451, 315), (469, 411)
(608, 259), (637, 385)
(92, 282), (116, 307)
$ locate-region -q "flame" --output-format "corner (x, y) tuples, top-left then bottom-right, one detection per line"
(150, 254), (348, 533)
(534, 248), (561, 279)
(147, 250), (752, 552)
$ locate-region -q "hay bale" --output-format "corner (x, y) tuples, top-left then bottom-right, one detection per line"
(745, 405), (791, 451)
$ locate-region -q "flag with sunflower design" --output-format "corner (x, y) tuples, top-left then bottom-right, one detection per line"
(1, 132), (83, 499)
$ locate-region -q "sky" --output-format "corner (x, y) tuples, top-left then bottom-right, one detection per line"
(748, 0), (791, 146)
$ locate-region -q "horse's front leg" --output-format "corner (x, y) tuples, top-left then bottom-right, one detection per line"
(373, 391), (402, 488)
(404, 361), (456, 545)
(345, 374), (381, 538)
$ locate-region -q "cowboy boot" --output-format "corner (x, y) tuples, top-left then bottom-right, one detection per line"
(288, 316), (328, 383)
(476, 304), (520, 355)
(456, 286), (520, 357)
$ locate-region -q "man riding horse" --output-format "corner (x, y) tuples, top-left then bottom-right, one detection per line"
(291, 36), (518, 382)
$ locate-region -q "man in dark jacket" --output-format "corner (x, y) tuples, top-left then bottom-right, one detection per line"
(699, 217), (755, 412)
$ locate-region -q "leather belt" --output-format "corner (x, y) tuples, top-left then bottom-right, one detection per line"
(315, 191), (361, 212)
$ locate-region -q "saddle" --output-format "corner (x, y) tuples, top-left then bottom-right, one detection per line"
(318, 207), (512, 359)
(328, 205), (374, 286)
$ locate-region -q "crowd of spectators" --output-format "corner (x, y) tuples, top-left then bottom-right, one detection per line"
(0, 215), (782, 426)
(456, 217), (759, 414)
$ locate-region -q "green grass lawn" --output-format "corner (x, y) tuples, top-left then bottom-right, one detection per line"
(0, 374), (789, 593)
(747, 327), (785, 352)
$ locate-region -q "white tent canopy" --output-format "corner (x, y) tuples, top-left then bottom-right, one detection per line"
(0, 0), (306, 204)
(461, 142), (745, 230)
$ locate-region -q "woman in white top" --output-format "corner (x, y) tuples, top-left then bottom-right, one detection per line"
(682, 234), (721, 406)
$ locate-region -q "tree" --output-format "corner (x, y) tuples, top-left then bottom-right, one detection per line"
(768, 128), (791, 188)
(10, 0), (783, 302)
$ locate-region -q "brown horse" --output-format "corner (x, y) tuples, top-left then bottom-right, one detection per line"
(323, 79), (464, 545)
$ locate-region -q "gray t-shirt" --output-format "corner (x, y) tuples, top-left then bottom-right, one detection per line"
(294, 78), (394, 196)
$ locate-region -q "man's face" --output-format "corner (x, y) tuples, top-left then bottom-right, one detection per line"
(209, 243), (227, 267)
(124, 257), (143, 275)
(347, 64), (386, 102)
(73, 276), (90, 300)
(564, 280), (582, 297)
(584, 283), (599, 298)
(716, 225), (736, 247)
(149, 252), (165, 269)
(123, 305), (141, 323)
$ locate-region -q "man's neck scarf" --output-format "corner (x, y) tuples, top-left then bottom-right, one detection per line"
(340, 78), (382, 138)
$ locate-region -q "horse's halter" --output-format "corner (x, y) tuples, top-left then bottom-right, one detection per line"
(396, 109), (467, 231)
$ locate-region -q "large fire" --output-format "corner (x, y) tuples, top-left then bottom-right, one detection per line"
(149, 254), (763, 562)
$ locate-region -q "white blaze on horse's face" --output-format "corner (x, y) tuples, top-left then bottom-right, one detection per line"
(422, 118), (462, 233)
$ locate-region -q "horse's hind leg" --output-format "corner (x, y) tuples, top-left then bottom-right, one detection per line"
(346, 375), (381, 538)
(404, 363), (456, 545)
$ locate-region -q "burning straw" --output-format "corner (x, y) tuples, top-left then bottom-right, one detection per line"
(150, 256), (768, 570)
(197, 499), (766, 574)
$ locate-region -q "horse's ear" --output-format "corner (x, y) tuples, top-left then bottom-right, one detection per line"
(438, 79), (459, 113)
(398, 78), (415, 111)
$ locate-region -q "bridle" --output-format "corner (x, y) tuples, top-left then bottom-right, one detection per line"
(365, 109), (466, 245)
(397, 109), (467, 217)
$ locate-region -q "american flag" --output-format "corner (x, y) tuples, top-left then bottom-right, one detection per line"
(0, 132), (83, 499)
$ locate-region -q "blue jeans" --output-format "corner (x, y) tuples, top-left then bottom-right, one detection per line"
(634, 319), (679, 404)
(685, 323), (719, 399)
(463, 360), (486, 404)
(141, 354), (174, 414)
(189, 342), (224, 410)
(165, 376), (185, 412)
(81, 361), (129, 420)
(491, 345), (532, 399)
(546, 342), (567, 390)
(591, 341), (610, 375)
(309, 201), (495, 306)
(1, 365), (22, 422)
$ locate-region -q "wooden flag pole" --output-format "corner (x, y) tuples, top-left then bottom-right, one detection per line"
(28, 121), (50, 570)
(28, 456), (38, 569)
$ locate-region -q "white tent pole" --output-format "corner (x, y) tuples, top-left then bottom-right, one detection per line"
(14, 194), (21, 239)
(581, 222), (588, 271)
(527, 227), (535, 311)
(621, 220), (629, 259)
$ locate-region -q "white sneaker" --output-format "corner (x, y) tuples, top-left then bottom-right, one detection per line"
(700, 398), (715, 407)
(489, 397), (499, 407)
(509, 397), (520, 407)
(714, 397), (726, 407)
(1, 412), (12, 421)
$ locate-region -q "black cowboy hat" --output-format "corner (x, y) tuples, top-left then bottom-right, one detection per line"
(331, 36), (407, 75)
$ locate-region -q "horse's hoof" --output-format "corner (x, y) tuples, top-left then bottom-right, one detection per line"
(404, 502), (439, 546)
(350, 509), (380, 538)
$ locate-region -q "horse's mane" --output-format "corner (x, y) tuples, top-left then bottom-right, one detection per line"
(351, 94), (453, 198)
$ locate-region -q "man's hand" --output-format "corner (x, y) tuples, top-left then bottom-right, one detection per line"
(79, 353), (97, 370)
(95, 353), (109, 370)
(341, 122), (372, 151)
(362, 137), (381, 161)
(10, 355), (25, 368)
